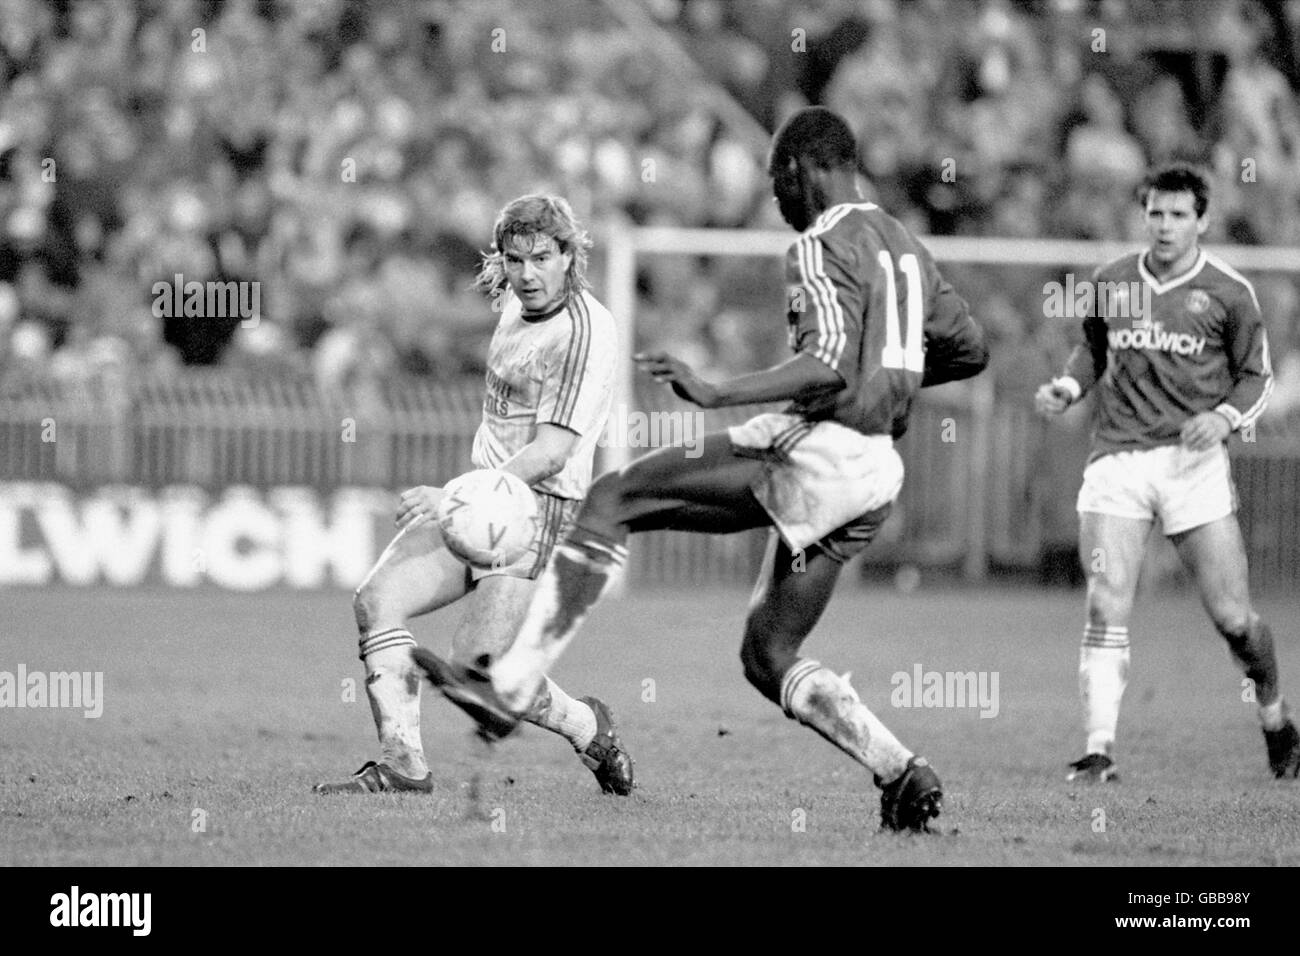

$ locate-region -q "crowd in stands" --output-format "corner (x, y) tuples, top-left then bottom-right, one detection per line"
(2, 0), (1299, 415)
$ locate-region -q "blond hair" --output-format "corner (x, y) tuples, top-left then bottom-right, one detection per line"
(473, 194), (593, 301)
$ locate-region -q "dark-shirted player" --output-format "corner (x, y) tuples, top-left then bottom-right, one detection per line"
(1036, 163), (1299, 782)
(415, 108), (989, 832)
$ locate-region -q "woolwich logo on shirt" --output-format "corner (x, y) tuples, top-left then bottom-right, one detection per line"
(1185, 289), (1211, 314)
(1107, 320), (1206, 356)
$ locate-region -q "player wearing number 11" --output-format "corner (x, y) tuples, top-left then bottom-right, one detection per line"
(415, 107), (989, 832)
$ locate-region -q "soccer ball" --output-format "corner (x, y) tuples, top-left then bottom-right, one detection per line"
(436, 469), (539, 570)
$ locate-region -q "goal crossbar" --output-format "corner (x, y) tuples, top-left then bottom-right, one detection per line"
(620, 227), (1300, 270)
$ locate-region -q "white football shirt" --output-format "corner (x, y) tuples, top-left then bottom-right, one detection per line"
(471, 288), (617, 500)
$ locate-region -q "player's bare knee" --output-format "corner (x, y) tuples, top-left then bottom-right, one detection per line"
(739, 632), (791, 702)
(352, 581), (384, 634)
(1085, 577), (1135, 629)
(740, 645), (777, 698)
(1208, 600), (1252, 639)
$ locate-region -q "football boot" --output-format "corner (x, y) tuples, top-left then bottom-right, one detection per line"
(877, 755), (943, 832)
(312, 760), (433, 794)
(577, 696), (635, 795)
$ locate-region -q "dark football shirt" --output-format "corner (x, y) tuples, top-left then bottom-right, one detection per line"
(783, 202), (987, 438)
(1062, 250), (1273, 459)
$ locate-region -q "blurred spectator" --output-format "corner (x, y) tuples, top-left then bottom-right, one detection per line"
(0, 0), (1295, 391)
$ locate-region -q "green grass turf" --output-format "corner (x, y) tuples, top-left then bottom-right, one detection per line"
(1, 583), (1298, 866)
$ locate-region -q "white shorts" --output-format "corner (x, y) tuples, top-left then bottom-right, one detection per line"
(728, 413), (903, 558)
(1076, 443), (1237, 536)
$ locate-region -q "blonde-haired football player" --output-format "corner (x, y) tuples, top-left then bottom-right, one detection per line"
(315, 194), (633, 795)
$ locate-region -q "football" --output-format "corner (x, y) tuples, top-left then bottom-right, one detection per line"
(436, 469), (539, 570)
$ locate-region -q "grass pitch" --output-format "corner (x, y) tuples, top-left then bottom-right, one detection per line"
(2, 583), (1298, 866)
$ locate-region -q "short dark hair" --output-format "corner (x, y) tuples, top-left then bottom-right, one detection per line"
(768, 107), (858, 176)
(1140, 163), (1210, 217)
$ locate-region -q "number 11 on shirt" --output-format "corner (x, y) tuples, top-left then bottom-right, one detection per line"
(879, 250), (925, 373)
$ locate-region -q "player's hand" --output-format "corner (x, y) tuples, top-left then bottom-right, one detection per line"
(396, 485), (444, 527)
(1181, 411), (1232, 452)
(1034, 381), (1073, 417)
(634, 351), (721, 408)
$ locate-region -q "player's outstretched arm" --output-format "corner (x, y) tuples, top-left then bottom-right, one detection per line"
(635, 351), (844, 408)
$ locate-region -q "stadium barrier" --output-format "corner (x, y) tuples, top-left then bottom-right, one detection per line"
(0, 370), (979, 588)
(2, 367), (1295, 591)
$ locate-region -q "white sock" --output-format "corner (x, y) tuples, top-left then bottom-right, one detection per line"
(522, 678), (597, 751)
(492, 535), (627, 711)
(1080, 624), (1130, 756)
(358, 628), (426, 778)
(781, 659), (913, 784)
(1260, 698), (1288, 732)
